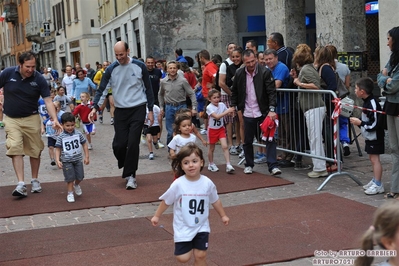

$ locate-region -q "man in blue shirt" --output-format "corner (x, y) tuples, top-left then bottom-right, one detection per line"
(175, 48), (188, 64)
(264, 49), (293, 167)
(0, 51), (62, 197)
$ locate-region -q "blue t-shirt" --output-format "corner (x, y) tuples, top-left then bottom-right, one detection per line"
(271, 62), (290, 114)
(0, 66), (50, 118)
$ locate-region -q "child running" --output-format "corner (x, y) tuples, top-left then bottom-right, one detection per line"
(176, 108), (207, 146)
(42, 101), (65, 166)
(144, 104), (162, 160)
(350, 77), (385, 195)
(53, 86), (74, 111)
(55, 112), (89, 203)
(72, 92), (96, 150)
(168, 113), (197, 158)
(206, 89), (235, 173)
(151, 143), (229, 265)
(354, 200), (399, 266)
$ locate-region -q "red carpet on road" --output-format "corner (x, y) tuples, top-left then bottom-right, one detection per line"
(0, 193), (374, 266)
(0, 165), (293, 218)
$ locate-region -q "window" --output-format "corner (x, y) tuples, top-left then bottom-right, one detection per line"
(66, 0), (71, 24)
(114, 27), (121, 42)
(103, 34), (108, 59)
(91, 19), (94, 27)
(73, 0), (78, 22)
(19, 23), (24, 44)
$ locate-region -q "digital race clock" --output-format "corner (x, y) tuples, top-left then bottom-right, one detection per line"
(337, 52), (366, 71)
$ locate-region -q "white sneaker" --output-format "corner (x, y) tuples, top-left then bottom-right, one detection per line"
(208, 164), (219, 172)
(271, 167), (282, 176)
(157, 141), (165, 148)
(74, 185), (82, 196)
(226, 164), (235, 173)
(88, 143), (93, 150)
(141, 135), (146, 144)
(254, 156), (267, 164)
(238, 150), (245, 158)
(229, 146), (238, 155)
(126, 175), (137, 189)
(67, 193), (75, 203)
(244, 166), (253, 174)
(363, 179), (374, 190)
(31, 179), (42, 193)
(364, 183), (385, 195)
(200, 129), (207, 135)
(149, 153), (154, 160)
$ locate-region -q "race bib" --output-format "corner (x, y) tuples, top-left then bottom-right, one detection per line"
(62, 135), (81, 156)
(181, 194), (209, 227)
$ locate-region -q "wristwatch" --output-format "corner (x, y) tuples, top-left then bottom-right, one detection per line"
(269, 106), (275, 112)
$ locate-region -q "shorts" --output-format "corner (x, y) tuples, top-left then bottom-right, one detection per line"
(365, 140), (384, 154)
(208, 127), (226, 144)
(220, 94), (235, 124)
(62, 160), (85, 182)
(4, 114), (44, 158)
(174, 232), (209, 256)
(143, 125), (160, 136)
(82, 123), (96, 134)
(48, 137), (56, 147)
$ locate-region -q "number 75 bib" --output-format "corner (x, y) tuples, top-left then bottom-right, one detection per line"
(181, 195), (209, 227)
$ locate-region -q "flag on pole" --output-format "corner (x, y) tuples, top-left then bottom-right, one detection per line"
(0, 12), (6, 22)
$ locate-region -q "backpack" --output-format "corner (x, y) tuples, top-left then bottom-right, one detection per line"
(214, 60), (229, 91)
(319, 63), (349, 99)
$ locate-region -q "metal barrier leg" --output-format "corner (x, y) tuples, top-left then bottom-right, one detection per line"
(350, 123), (363, 157)
(317, 171), (363, 191)
(238, 157), (245, 165)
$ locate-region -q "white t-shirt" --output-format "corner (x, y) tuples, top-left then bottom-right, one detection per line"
(159, 174), (219, 242)
(219, 58), (233, 95)
(62, 74), (76, 97)
(168, 133), (197, 154)
(206, 102), (227, 129)
(145, 105), (161, 127)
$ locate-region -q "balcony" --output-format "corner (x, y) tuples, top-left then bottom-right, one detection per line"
(25, 21), (44, 43)
(4, 3), (18, 24)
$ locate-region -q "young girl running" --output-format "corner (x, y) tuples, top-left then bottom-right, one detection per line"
(176, 108), (207, 147)
(151, 143), (229, 265)
(168, 113), (197, 158)
(354, 200), (399, 266)
(206, 89), (235, 173)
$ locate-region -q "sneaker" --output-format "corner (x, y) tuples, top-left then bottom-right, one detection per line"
(271, 167), (282, 175)
(99, 116), (103, 124)
(154, 142), (159, 149)
(244, 166), (253, 174)
(157, 140), (165, 148)
(238, 150), (245, 158)
(226, 164), (235, 173)
(88, 143), (93, 150)
(51, 159), (56, 166)
(74, 184), (82, 196)
(149, 153), (154, 160)
(307, 170), (329, 178)
(343, 142), (350, 156)
(200, 129), (207, 135)
(110, 117), (114, 125)
(254, 156), (267, 164)
(12, 184), (27, 197)
(229, 146), (238, 155)
(255, 152), (264, 159)
(31, 179), (42, 193)
(364, 183), (385, 195)
(363, 179), (375, 190)
(141, 135), (146, 144)
(67, 193), (75, 203)
(126, 175), (137, 189)
(208, 164), (219, 172)
(294, 162), (312, 171)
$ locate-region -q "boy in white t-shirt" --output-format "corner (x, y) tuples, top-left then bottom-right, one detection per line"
(144, 104), (162, 160)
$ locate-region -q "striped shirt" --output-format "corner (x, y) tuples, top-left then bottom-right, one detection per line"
(55, 129), (87, 162)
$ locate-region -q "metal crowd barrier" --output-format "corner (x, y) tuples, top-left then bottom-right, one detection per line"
(242, 88), (363, 191)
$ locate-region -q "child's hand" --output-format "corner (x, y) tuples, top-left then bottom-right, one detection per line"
(221, 215), (230, 225)
(201, 139), (208, 147)
(349, 117), (361, 126)
(84, 158), (89, 165)
(56, 160), (63, 169)
(151, 216), (160, 226)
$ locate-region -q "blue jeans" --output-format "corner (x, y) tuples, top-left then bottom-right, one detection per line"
(243, 116), (278, 172)
(165, 103), (187, 145)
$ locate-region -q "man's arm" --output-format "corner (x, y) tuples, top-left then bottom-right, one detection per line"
(141, 64), (154, 112)
(183, 80), (197, 114)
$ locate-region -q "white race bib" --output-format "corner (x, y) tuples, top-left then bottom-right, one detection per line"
(62, 135), (81, 156)
(181, 194), (209, 227)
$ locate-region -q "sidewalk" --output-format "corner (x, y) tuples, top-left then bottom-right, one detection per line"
(0, 110), (392, 265)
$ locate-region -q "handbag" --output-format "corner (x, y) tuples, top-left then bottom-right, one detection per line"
(319, 63), (350, 99)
